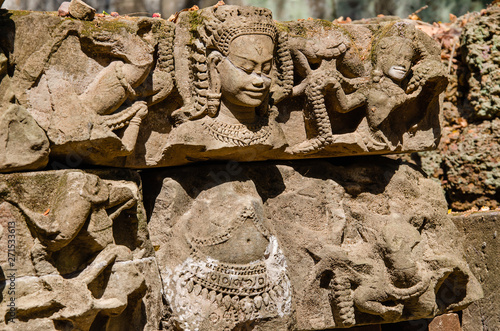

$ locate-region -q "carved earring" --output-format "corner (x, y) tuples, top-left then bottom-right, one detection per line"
(207, 92), (221, 117)
(207, 52), (222, 117)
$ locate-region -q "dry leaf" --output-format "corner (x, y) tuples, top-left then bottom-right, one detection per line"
(457, 117), (468, 128)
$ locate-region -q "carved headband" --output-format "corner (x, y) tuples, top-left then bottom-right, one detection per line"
(211, 22), (279, 56)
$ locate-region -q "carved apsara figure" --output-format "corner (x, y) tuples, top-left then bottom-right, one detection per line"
(156, 182), (291, 330)
(286, 21), (447, 154)
(168, 5), (293, 150)
(330, 23), (447, 151)
(303, 211), (480, 327)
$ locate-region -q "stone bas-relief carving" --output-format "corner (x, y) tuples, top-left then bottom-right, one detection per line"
(0, 3), (482, 330)
(147, 179), (292, 330)
(145, 157), (482, 330)
(0, 170), (162, 331)
(158, 5), (293, 161)
(0, 104), (50, 172)
(283, 19), (447, 155)
(0, 10), (175, 168)
(0, 4), (446, 170)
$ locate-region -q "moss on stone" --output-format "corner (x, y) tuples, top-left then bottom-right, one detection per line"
(275, 21), (290, 33)
(6, 10), (32, 17)
(80, 18), (136, 37)
(318, 19), (333, 29)
(369, 21), (397, 63)
(151, 20), (173, 39)
(188, 10), (203, 33)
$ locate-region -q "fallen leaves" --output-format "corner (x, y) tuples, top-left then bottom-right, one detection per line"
(333, 16), (352, 23)
(168, 4), (202, 23)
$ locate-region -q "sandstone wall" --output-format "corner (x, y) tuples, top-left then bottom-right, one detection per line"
(0, 2), (492, 330)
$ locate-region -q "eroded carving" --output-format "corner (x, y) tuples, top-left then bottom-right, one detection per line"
(0, 12), (175, 166)
(286, 21), (447, 154)
(147, 159), (482, 330)
(149, 180), (291, 330)
(0, 104), (50, 172)
(0, 170), (156, 330)
(0, 5), (449, 169)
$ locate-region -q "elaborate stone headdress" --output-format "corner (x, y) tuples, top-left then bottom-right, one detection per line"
(205, 6), (278, 56)
(172, 5), (293, 123)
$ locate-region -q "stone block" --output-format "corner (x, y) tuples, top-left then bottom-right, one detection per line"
(429, 313), (461, 331)
(58, 2), (71, 17)
(0, 169), (161, 330)
(453, 211), (500, 331)
(145, 157), (481, 330)
(69, 0), (95, 21)
(0, 4), (447, 170)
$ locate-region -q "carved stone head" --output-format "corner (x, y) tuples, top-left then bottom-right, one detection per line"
(205, 6), (277, 124)
(174, 5), (293, 124)
(374, 36), (416, 83)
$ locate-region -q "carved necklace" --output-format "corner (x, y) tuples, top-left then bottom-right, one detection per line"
(202, 116), (271, 147)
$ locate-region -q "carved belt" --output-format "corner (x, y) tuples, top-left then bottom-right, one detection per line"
(186, 260), (268, 297)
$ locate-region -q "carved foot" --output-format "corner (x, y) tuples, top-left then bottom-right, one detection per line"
(363, 128), (390, 150)
(379, 303), (405, 322)
(289, 138), (323, 154)
(288, 136), (332, 154)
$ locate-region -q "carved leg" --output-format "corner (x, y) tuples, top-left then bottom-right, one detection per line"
(330, 275), (356, 327)
(31, 239), (58, 276)
(290, 70), (335, 154)
(80, 61), (130, 116)
(76, 244), (131, 285)
(119, 101), (148, 154)
(91, 246), (145, 317)
(101, 101), (148, 155)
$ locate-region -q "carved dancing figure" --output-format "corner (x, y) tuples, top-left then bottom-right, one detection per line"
(329, 23), (447, 150)
(79, 20), (175, 155)
(15, 18), (175, 158)
(287, 29), (353, 154)
(327, 36), (422, 150)
(0, 173), (145, 330)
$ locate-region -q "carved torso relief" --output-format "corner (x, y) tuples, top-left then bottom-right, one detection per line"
(0, 3), (446, 170)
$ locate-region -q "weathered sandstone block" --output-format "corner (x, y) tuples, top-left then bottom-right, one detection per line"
(144, 157), (481, 330)
(0, 169), (162, 330)
(68, 0), (95, 21)
(0, 4), (447, 171)
(453, 211), (500, 331)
